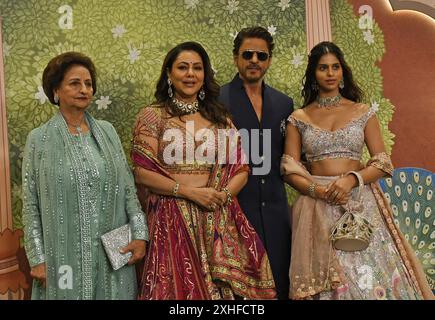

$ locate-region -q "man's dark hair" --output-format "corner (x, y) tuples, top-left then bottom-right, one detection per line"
(232, 26), (274, 57)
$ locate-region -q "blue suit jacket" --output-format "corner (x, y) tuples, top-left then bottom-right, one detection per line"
(219, 74), (293, 299)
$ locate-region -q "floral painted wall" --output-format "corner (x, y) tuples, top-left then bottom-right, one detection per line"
(0, 0), (394, 229)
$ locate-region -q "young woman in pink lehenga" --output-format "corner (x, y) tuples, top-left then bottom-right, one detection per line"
(282, 41), (433, 300)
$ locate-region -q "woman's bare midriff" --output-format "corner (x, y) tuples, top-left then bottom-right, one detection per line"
(309, 158), (362, 176)
(172, 173), (211, 188)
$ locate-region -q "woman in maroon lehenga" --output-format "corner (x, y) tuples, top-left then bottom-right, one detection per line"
(132, 42), (276, 300)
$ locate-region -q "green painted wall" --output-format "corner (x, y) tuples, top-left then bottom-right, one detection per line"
(0, 0), (393, 228)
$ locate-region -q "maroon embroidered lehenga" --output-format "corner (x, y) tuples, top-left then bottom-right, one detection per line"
(132, 105), (276, 300)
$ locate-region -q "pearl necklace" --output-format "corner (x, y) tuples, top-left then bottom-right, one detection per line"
(317, 94), (342, 109)
(172, 98), (199, 115)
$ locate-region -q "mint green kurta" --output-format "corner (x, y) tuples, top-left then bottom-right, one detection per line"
(22, 112), (148, 300)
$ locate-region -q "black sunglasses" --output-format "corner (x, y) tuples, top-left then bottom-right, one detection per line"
(241, 50), (269, 61)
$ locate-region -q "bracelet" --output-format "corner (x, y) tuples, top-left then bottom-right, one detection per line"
(346, 171), (364, 188)
(307, 182), (317, 198)
(345, 171), (364, 201)
(172, 182), (180, 197)
(222, 187), (233, 205)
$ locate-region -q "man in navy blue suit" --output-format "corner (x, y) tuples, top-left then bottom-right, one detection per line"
(219, 26), (294, 300)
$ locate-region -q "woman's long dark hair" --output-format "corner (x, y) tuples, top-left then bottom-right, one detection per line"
(301, 41), (363, 107)
(154, 41), (230, 128)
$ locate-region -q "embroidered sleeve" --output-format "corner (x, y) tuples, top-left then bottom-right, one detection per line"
(22, 130), (46, 267)
(134, 105), (162, 139)
(132, 105), (163, 158)
(366, 152), (394, 176)
(359, 105), (377, 127)
(110, 125), (149, 241)
(125, 179), (149, 242)
(287, 115), (306, 132)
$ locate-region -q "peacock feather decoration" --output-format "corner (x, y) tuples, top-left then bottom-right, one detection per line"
(379, 167), (434, 291)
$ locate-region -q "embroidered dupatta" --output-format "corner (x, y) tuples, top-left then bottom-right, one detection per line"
(22, 112), (147, 299)
(132, 106), (276, 300)
(281, 155), (433, 300)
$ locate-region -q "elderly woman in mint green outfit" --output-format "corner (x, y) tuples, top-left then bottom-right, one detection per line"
(22, 52), (148, 299)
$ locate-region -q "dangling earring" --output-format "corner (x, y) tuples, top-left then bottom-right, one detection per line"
(339, 79), (344, 89)
(311, 82), (319, 91)
(167, 78), (173, 98)
(54, 94), (59, 104)
(198, 87), (205, 101)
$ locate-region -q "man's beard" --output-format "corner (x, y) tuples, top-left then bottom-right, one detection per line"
(242, 67), (266, 83)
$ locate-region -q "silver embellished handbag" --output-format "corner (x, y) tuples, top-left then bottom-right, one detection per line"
(101, 224), (132, 270)
(329, 172), (374, 252)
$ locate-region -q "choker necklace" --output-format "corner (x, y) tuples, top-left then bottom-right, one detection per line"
(316, 94), (342, 109)
(172, 98), (199, 115)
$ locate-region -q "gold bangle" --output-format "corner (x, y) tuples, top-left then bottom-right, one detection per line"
(172, 182), (180, 197)
(222, 187), (233, 205)
(307, 182), (317, 198)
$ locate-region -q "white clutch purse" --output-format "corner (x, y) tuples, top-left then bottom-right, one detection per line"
(101, 224), (132, 270)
